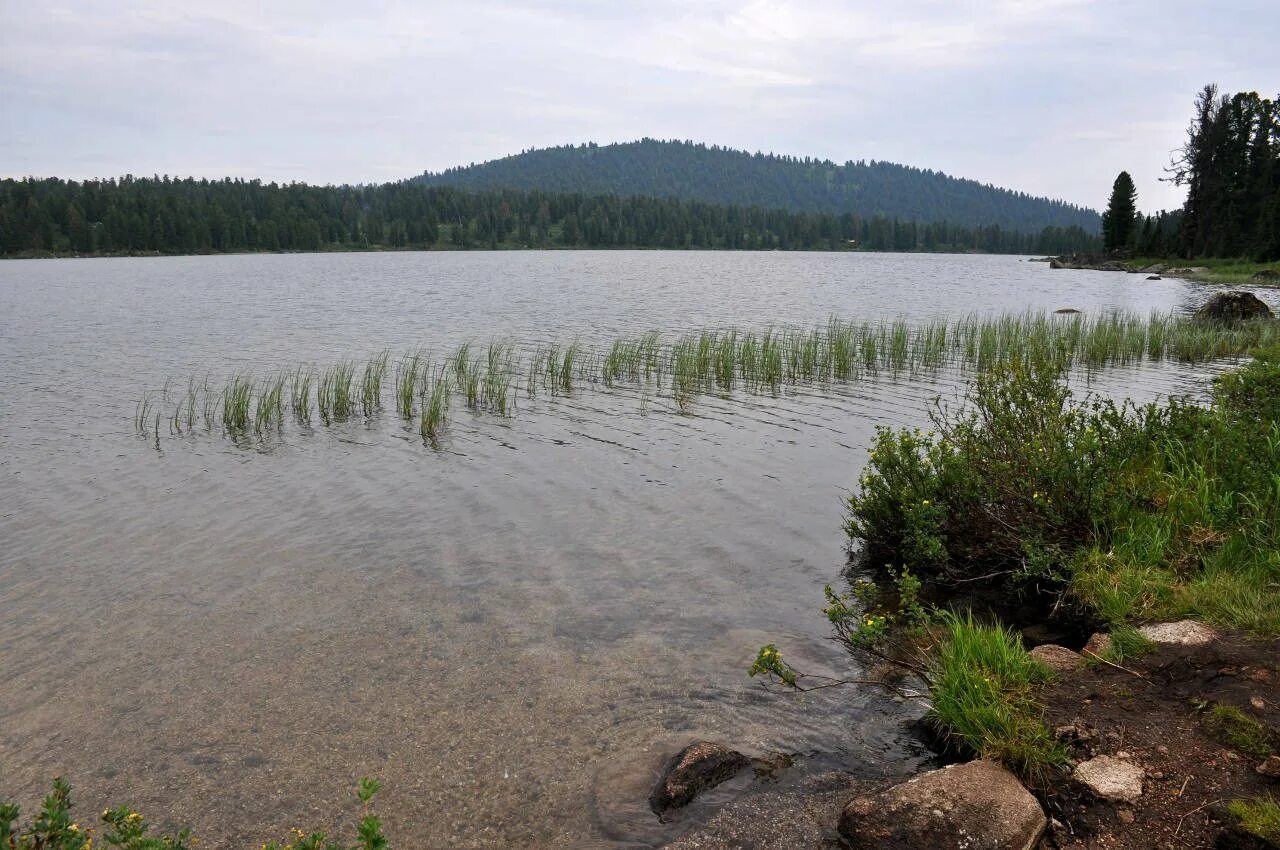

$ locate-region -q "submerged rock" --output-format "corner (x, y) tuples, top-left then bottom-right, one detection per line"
(838, 759), (1046, 849)
(1073, 755), (1145, 802)
(1054, 307), (1082, 314)
(1030, 644), (1084, 673)
(649, 741), (750, 816)
(1147, 274), (1163, 280)
(1192, 291), (1274, 322)
(1139, 620), (1218, 646)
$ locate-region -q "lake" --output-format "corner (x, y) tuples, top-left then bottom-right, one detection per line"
(0, 251), (1268, 847)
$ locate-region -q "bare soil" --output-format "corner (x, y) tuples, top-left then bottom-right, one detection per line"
(1036, 633), (1280, 849)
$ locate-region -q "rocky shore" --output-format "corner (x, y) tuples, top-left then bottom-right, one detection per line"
(632, 621), (1279, 849)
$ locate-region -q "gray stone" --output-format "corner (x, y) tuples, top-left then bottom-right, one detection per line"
(1053, 307), (1082, 314)
(1029, 644), (1084, 673)
(1193, 291), (1274, 322)
(1073, 755), (1145, 802)
(1253, 269), (1280, 281)
(649, 741), (750, 815)
(838, 759), (1046, 849)
(1138, 620), (1218, 646)
(1147, 275), (1162, 280)
(665, 771), (868, 849)
(1083, 632), (1113, 658)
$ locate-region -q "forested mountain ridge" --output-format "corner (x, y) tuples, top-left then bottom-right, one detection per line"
(0, 176), (1102, 258)
(416, 139), (1101, 234)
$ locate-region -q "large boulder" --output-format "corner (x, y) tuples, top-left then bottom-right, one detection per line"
(649, 741), (750, 816)
(1193, 291), (1274, 322)
(838, 759), (1046, 849)
(1253, 269), (1279, 282)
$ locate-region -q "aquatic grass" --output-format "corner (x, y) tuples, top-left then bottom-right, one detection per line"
(395, 352), (423, 419)
(138, 311), (1280, 447)
(420, 367), (452, 446)
(255, 372), (286, 434)
(220, 374), (254, 434)
(291, 366), (315, 425)
(135, 392), (156, 436)
(317, 361), (356, 425)
(361, 351), (389, 418)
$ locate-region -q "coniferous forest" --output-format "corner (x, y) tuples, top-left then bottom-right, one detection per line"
(416, 139), (1100, 232)
(0, 178), (1101, 258)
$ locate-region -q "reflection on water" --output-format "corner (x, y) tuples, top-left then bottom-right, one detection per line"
(0, 252), (1268, 847)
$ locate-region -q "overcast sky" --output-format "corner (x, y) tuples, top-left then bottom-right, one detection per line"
(2, 1), (1277, 211)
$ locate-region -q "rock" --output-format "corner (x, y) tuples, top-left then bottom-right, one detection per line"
(1054, 307), (1082, 314)
(1147, 275), (1162, 280)
(1253, 269), (1280, 281)
(649, 741), (750, 815)
(1258, 755), (1280, 779)
(1083, 632), (1113, 658)
(1049, 259), (1065, 270)
(838, 759), (1046, 849)
(1192, 291), (1274, 323)
(1074, 755), (1145, 803)
(1140, 264), (1168, 274)
(1138, 620), (1218, 646)
(1030, 644), (1084, 673)
(665, 771), (870, 850)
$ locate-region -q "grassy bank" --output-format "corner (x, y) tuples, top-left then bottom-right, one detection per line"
(1128, 256), (1280, 285)
(757, 336), (1280, 786)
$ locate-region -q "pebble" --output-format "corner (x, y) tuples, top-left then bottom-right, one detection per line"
(1117, 809), (1135, 824)
(1156, 746), (1169, 755)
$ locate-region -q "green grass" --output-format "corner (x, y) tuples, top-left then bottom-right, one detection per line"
(419, 367), (451, 447)
(1096, 624), (1156, 665)
(395, 352), (422, 420)
(291, 366), (314, 425)
(1227, 795), (1280, 844)
(1126, 256), (1280, 286)
(361, 352), (388, 418)
(220, 374), (254, 434)
(1202, 703), (1274, 758)
(927, 611), (1068, 781)
(137, 311), (1280, 450)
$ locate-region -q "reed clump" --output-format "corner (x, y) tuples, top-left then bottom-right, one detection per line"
(136, 311), (1280, 445)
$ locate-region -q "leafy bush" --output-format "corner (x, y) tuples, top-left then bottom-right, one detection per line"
(848, 346), (1280, 633)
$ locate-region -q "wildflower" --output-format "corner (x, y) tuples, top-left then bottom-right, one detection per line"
(921, 499), (930, 505)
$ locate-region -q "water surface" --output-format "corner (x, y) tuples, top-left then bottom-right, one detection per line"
(0, 251), (1269, 847)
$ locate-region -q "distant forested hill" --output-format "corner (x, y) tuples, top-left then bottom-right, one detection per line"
(416, 139), (1100, 234)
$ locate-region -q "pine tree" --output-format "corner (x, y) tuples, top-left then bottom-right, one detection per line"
(1101, 171), (1138, 252)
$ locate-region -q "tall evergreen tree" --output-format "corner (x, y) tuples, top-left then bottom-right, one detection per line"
(1101, 171), (1138, 252)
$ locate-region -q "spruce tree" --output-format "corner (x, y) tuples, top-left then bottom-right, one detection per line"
(1101, 171), (1138, 252)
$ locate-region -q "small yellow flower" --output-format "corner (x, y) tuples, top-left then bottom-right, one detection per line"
(921, 499), (930, 506)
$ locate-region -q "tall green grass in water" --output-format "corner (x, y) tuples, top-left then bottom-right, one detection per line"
(361, 352), (388, 418)
(291, 366), (315, 425)
(138, 311), (1280, 446)
(395, 353), (423, 420)
(317, 361), (356, 425)
(420, 367), (452, 447)
(255, 372), (286, 434)
(221, 374), (254, 434)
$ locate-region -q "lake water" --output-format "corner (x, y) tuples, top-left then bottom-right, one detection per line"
(0, 251), (1269, 847)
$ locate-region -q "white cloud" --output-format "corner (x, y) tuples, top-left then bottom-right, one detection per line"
(1, 0), (1277, 209)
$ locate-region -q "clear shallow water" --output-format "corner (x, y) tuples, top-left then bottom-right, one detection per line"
(1, 251), (1272, 847)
